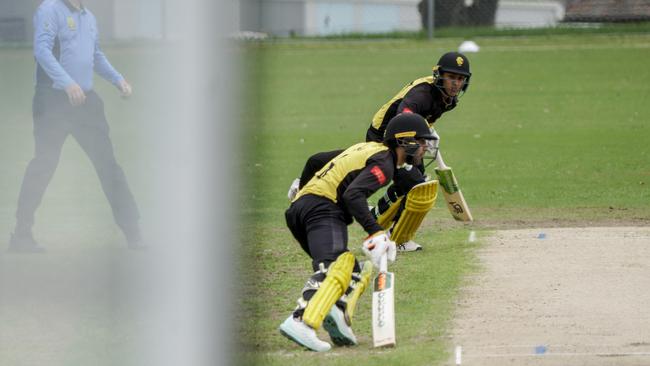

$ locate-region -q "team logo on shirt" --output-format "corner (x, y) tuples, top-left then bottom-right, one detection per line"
(67, 16), (76, 31)
(370, 166), (386, 185)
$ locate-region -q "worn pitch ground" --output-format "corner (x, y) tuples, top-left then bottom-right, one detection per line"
(448, 227), (650, 366)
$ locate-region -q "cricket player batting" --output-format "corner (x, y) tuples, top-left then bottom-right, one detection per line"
(279, 114), (436, 351)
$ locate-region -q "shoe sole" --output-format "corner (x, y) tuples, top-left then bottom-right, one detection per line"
(279, 324), (330, 352)
(398, 247), (422, 252)
(323, 315), (356, 346)
(279, 327), (308, 349)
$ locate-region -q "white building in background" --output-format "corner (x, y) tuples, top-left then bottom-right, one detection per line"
(0, 0), (568, 42)
(495, 1), (566, 28)
(112, 0), (165, 39)
(239, 0), (567, 36)
(240, 0), (421, 36)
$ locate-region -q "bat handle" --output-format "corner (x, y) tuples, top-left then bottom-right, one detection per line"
(436, 150), (448, 169)
(380, 252), (388, 273)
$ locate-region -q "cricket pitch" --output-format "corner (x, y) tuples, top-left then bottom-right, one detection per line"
(449, 227), (650, 366)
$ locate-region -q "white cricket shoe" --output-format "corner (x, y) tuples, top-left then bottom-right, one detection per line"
(323, 305), (358, 346)
(287, 178), (300, 201)
(279, 315), (331, 352)
(397, 240), (422, 252)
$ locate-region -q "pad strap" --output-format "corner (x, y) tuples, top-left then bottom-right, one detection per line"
(302, 252), (355, 329)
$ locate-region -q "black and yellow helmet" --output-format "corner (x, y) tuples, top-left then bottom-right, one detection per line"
(384, 113), (436, 156)
(433, 51), (471, 93)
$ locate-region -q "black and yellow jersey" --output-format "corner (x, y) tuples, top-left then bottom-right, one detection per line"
(366, 75), (457, 142)
(294, 142), (395, 234)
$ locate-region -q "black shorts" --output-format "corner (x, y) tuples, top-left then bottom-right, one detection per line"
(285, 194), (351, 271)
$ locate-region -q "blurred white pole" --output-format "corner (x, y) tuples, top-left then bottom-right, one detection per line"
(160, 0), (167, 41)
(427, 0), (434, 40)
(145, 0), (238, 365)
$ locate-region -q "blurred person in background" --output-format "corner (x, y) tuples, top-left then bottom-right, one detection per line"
(9, 0), (143, 252)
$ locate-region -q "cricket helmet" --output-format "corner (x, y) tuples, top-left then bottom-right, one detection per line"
(383, 113), (436, 157)
(433, 51), (471, 94)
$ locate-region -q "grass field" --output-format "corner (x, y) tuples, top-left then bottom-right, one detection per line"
(1, 31), (649, 366)
(240, 32), (650, 365)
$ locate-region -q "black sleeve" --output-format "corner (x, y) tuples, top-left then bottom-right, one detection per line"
(341, 153), (394, 235)
(397, 83), (433, 116)
(393, 166), (426, 196)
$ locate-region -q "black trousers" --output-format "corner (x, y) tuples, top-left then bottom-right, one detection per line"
(15, 87), (140, 240)
(285, 194), (360, 272)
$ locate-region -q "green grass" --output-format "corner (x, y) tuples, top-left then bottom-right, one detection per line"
(238, 224), (478, 366)
(241, 32), (650, 365)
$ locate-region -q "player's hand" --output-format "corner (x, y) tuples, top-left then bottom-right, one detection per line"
(65, 83), (86, 106)
(362, 230), (396, 268)
(118, 79), (132, 98)
(426, 128), (440, 158)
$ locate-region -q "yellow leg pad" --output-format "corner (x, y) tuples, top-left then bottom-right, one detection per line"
(377, 196), (404, 230)
(391, 180), (438, 244)
(303, 252), (355, 329)
(345, 260), (373, 324)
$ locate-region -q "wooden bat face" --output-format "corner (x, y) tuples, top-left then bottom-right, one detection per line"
(372, 268), (396, 347)
(435, 167), (473, 222)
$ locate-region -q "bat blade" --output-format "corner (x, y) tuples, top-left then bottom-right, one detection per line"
(435, 167), (473, 222)
(372, 254), (396, 348)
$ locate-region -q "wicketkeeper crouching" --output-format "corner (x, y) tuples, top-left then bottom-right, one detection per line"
(279, 114), (436, 351)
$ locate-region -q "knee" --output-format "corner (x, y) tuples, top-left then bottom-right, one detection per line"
(29, 153), (60, 172)
(97, 161), (127, 182)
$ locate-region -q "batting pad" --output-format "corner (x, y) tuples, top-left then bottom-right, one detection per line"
(376, 196), (404, 230)
(344, 260), (373, 324)
(303, 252), (355, 330)
(390, 180), (438, 244)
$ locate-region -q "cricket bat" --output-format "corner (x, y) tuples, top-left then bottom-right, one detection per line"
(372, 253), (396, 348)
(434, 151), (474, 222)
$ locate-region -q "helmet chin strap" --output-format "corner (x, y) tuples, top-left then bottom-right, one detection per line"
(435, 83), (458, 107)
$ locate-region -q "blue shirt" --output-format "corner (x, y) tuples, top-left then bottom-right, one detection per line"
(33, 0), (123, 91)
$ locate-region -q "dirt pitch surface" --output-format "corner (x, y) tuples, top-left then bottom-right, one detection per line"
(448, 227), (650, 366)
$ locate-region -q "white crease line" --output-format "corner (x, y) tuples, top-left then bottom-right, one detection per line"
(463, 352), (650, 358)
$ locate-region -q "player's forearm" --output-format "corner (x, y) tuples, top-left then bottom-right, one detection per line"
(342, 190), (383, 235)
(94, 46), (123, 86)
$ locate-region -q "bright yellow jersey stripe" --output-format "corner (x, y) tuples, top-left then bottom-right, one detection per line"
(294, 142), (389, 203)
(370, 76), (434, 130)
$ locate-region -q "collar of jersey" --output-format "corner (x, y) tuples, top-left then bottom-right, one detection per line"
(61, 0), (86, 13)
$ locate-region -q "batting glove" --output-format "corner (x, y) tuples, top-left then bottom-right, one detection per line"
(362, 231), (396, 268)
(426, 128), (440, 159)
